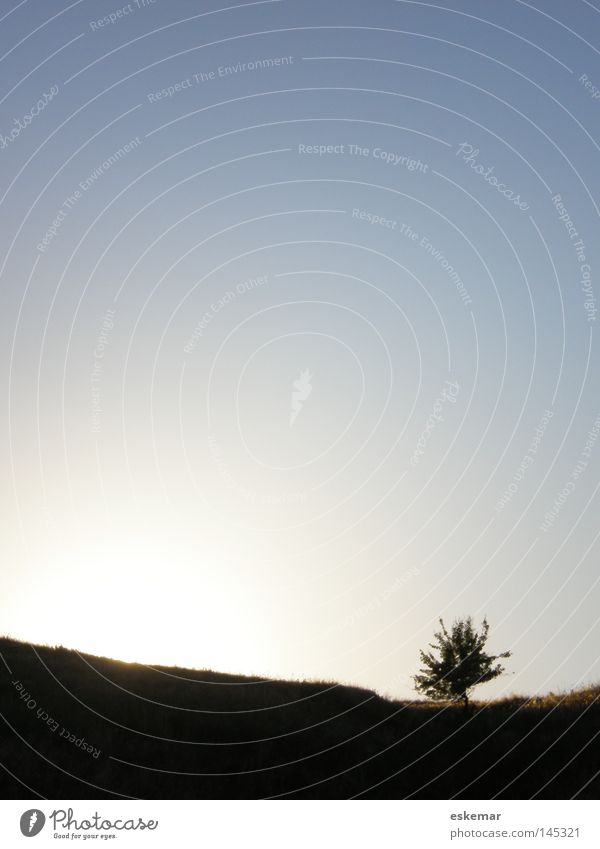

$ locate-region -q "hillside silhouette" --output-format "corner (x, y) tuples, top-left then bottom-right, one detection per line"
(1, 637), (598, 799)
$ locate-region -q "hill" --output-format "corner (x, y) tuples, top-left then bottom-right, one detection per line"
(0, 637), (598, 799)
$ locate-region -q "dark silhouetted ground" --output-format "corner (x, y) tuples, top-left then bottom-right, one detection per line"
(1, 638), (598, 799)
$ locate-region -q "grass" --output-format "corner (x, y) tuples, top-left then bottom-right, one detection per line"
(1, 637), (598, 799)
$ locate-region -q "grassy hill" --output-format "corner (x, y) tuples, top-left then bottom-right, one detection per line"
(1, 637), (598, 799)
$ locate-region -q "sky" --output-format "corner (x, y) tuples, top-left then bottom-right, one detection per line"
(1, 0), (600, 701)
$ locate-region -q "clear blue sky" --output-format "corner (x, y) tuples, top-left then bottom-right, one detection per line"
(1, 0), (599, 700)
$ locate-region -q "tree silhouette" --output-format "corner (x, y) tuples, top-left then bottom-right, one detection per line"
(413, 617), (511, 711)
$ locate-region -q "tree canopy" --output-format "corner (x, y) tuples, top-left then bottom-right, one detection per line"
(413, 617), (511, 709)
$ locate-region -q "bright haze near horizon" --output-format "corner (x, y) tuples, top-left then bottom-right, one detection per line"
(1, 0), (600, 701)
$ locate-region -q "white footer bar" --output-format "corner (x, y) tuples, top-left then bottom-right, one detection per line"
(0, 799), (598, 848)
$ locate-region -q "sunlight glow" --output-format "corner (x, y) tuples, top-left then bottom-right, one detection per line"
(12, 533), (273, 676)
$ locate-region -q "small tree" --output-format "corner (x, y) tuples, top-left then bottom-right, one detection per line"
(413, 617), (511, 711)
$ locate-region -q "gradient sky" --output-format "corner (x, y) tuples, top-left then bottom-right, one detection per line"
(1, 0), (600, 701)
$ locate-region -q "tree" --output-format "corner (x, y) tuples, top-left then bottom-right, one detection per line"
(413, 617), (511, 711)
